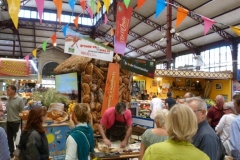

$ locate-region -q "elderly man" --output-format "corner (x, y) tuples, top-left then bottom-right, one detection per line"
(184, 92), (194, 98)
(0, 102), (10, 160)
(230, 95), (240, 160)
(98, 102), (132, 148)
(186, 97), (225, 160)
(207, 95), (224, 130)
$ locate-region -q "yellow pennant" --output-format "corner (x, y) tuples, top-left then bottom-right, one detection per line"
(103, 0), (110, 12)
(7, 0), (20, 29)
(97, 0), (102, 13)
(230, 26), (240, 36)
(32, 49), (37, 58)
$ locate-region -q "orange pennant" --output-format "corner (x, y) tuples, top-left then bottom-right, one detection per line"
(53, 0), (62, 23)
(176, 7), (189, 28)
(137, 0), (146, 9)
(80, 0), (86, 10)
(51, 33), (57, 46)
(110, 27), (114, 36)
(73, 16), (79, 28)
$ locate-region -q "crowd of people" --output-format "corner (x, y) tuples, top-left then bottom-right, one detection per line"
(0, 84), (240, 160)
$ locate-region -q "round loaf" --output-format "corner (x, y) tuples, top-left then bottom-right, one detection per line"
(82, 95), (91, 103)
(85, 63), (93, 75)
(82, 74), (92, 83)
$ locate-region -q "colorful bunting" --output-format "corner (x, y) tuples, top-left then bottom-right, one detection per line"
(79, 0), (86, 11)
(51, 33), (57, 46)
(230, 26), (240, 36)
(124, 0), (131, 8)
(104, 14), (108, 24)
(53, 0), (62, 23)
(35, 0), (45, 23)
(24, 54), (30, 66)
(87, 7), (93, 18)
(91, 0), (95, 13)
(97, 0), (101, 13)
(32, 49), (37, 58)
(62, 24), (68, 37)
(137, 0), (146, 9)
(110, 27), (114, 36)
(201, 16), (215, 35)
(42, 41), (47, 51)
(68, 0), (75, 14)
(156, 0), (166, 18)
(7, 0), (20, 29)
(176, 7), (189, 28)
(73, 16), (79, 28)
(103, 0), (110, 12)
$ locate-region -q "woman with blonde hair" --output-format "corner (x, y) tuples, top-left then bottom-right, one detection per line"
(65, 103), (94, 160)
(143, 104), (209, 160)
(139, 109), (169, 160)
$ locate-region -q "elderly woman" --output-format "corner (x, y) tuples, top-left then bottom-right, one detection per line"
(215, 102), (237, 156)
(139, 109), (169, 160)
(143, 104), (209, 160)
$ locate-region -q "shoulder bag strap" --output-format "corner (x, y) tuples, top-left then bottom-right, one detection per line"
(76, 130), (90, 150)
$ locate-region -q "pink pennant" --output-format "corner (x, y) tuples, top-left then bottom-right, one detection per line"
(24, 54), (30, 66)
(201, 16), (215, 35)
(87, 7), (93, 18)
(104, 14), (108, 24)
(35, 0), (45, 23)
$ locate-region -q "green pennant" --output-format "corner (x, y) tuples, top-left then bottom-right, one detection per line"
(91, 0), (95, 13)
(124, 0), (130, 8)
(42, 41), (47, 52)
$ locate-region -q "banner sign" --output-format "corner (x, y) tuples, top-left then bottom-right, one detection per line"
(121, 56), (156, 78)
(114, 2), (133, 54)
(0, 58), (30, 76)
(45, 124), (71, 160)
(101, 63), (120, 115)
(64, 28), (114, 62)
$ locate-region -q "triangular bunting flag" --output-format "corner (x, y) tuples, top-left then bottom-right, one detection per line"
(24, 54), (30, 66)
(62, 24), (68, 37)
(73, 16), (79, 28)
(230, 26), (240, 36)
(137, 0), (146, 9)
(7, 0), (20, 29)
(87, 7), (93, 18)
(42, 41), (47, 51)
(35, 0), (45, 23)
(32, 49), (37, 58)
(156, 0), (166, 18)
(91, 0), (95, 13)
(176, 7), (189, 28)
(97, 0), (101, 13)
(53, 0), (62, 23)
(104, 14), (108, 24)
(201, 16), (215, 35)
(110, 27), (114, 36)
(80, 0), (86, 10)
(124, 0), (130, 8)
(68, 0), (75, 14)
(51, 33), (57, 46)
(103, 0), (110, 12)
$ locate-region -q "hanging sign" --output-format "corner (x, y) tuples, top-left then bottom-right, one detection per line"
(121, 56), (156, 78)
(0, 58), (30, 76)
(101, 63), (120, 115)
(64, 29), (114, 62)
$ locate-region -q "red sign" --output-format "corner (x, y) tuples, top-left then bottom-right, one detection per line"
(114, 2), (133, 54)
(0, 58), (30, 76)
(101, 63), (120, 115)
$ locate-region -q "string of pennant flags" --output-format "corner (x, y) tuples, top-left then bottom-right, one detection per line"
(6, 0), (240, 61)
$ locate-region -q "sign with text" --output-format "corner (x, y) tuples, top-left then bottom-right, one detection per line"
(121, 56), (155, 78)
(64, 29), (114, 62)
(0, 58), (30, 76)
(114, 2), (133, 54)
(101, 63), (119, 115)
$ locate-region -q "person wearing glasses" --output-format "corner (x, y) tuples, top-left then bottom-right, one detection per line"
(186, 97), (225, 160)
(0, 101), (10, 160)
(215, 102), (237, 156)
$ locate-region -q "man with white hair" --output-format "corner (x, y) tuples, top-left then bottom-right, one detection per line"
(186, 97), (225, 160)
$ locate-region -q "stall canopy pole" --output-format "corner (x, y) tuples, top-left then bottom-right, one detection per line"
(166, 0), (172, 69)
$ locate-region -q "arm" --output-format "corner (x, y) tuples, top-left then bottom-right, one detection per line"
(230, 121), (240, 159)
(121, 125), (132, 148)
(19, 98), (25, 112)
(65, 136), (78, 160)
(98, 124), (111, 147)
(25, 133), (41, 160)
(215, 115), (225, 134)
(206, 109), (213, 125)
(0, 128), (10, 160)
(139, 142), (146, 160)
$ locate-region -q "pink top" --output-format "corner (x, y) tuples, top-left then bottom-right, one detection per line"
(100, 107), (132, 129)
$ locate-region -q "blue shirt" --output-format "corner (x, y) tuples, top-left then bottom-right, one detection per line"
(230, 115), (240, 160)
(0, 127), (10, 160)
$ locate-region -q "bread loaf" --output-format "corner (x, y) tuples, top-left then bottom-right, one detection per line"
(123, 77), (129, 85)
(93, 65), (104, 80)
(82, 83), (90, 95)
(90, 84), (97, 92)
(95, 102), (102, 112)
(82, 95), (91, 103)
(85, 63), (93, 75)
(82, 74), (92, 83)
(98, 88), (104, 103)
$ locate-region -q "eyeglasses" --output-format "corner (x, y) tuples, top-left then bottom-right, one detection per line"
(193, 109), (202, 113)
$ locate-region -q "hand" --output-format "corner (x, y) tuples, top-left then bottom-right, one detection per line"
(103, 138), (111, 147)
(120, 140), (128, 148)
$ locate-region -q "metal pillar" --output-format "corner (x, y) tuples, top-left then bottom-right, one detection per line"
(166, 0), (172, 69)
(231, 39), (238, 80)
